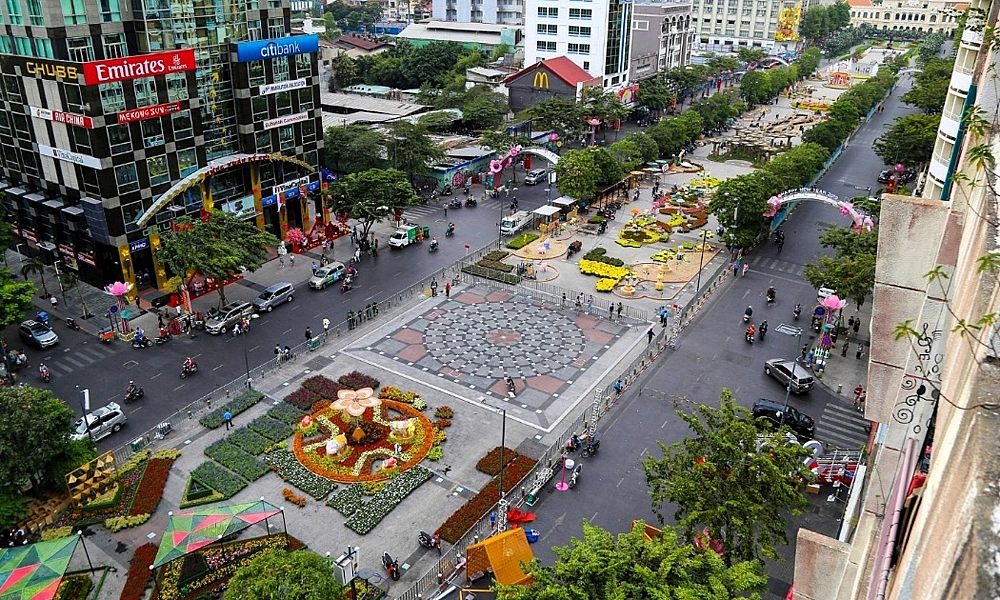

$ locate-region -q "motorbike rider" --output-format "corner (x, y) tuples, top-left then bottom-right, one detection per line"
(39, 363), (48, 377)
(346, 265), (357, 278)
(744, 305), (753, 320)
(183, 357), (196, 371)
(766, 287), (776, 302)
(793, 303), (802, 318)
(746, 324), (756, 340)
(429, 237), (438, 251)
(126, 380), (137, 397)
(446, 222), (455, 235)
(759, 320), (768, 339)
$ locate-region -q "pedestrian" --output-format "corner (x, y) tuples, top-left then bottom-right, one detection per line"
(323, 318), (330, 340)
(278, 255), (284, 267)
(608, 304), (614, 320)
(575, 294), (583, 311)
(777, 239), (784, 253)
(856, 343), (865, 360)
(157, 314), (165, 329)
(857, 389), (866, 411)
(49, 294), (58, 309)
(854, 384), (864, 404)
(801, 345), (808, 361)
(853, 318), (861, 334)
(848, 316), (856, 331)
(806, 348), (815, 367)
(617, 302), (623, 320)
(305, 326), (313, 342)
(223, 410), (233, 430)
(289, 253), (296, 266)
(321, 239), (328, 257)
(354, 247), (361, 263)
(647, 328), (654, 344)
(733, 262), (740, 277)
(856, 297), (864, 311)
(443, 203), (448, 217)
(742, 263), (749, 277)
(613, 379), (623, 395)
(274, 344), (282, 365)
(311, 261), (318, 275)
(842, 340), (850, 357)
(587, 295), (594, 314)
(445, 282), (451, 298)
(562, 292), (567, 307)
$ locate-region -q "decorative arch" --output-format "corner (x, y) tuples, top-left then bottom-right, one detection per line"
(761, 55), (791, 67)
(521, 146), (560, 166)
(763, 188), (874, 231)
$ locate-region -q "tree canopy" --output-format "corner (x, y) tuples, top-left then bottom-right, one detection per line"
(494, 520), (766, 600)
(553, 149), (600, 202)
(642, 390), (813, 565)
(383, 121), (444, 183)
(323, 125), (386, 175)
(0, 267), (37, 327)
(900, 58), (952, 113)
(0, 385), (82, 489)
(324, 168), (419, 242)
(739, 71), (773, 106)
(873, 113), (941, 167)
(804, 216), (879, 308)
(520, 97), (587, 140)
(157, 211), (278, 305)
(225, 549), (345, 600)
(798, 1), (851, 42)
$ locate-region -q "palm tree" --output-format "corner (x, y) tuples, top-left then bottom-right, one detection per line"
(60, 270), (92, 318)
(20, 257), (49, 298)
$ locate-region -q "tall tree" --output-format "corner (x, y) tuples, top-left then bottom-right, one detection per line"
(798, 6), (831, 42)
(520, 97), (585, 140)
(0, 385), (78, 489)
(20, 256), (49, 298)
(804, 224), (878, 307)
(828, 0), (852, 29)
(624, 132), (660, 162)
(157, 211), (278, 305)
(635, 77), (674, 115)
(553, 149), (599, 202)
(328, 53), (357, 91)
(0, 267), (36, 327)
(643, 390), (813, 565)
(384, 121), (444, 185)
(705, 55), (741, 76)
(461, 87), (509, 130)
(589, 147), (624, 186)
(225, 550), (345, 600)
(873, 113), (941, 166)
(325, 169), (419, 243)
(708, 171), (784, 248)
(323, 125), (386, 174)
(736, 47), (767, 65)
(495, 520), (766, 600)
(738, 71), (773, 106)
(900, 58), (952, 113)
(58, 270), (92, 319)
(661, 64), (709, 99)
(609, 139), (643, 172)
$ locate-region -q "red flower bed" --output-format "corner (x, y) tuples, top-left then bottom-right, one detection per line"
(475, 446), (517, 476)
(120, 543), (157, 600)
(300, 375), (345, 399)
(284, 388), (321, 411)
(337, 371), (380, 391)
(129, 458), (175, 516)
(436, 453), (537, 543)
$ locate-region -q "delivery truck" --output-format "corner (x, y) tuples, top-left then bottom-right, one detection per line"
(500, 211), (531, 235)
(388, 224), (431, 248)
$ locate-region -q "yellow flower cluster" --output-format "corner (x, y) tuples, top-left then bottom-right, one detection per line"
(595, 278), (618, 292)
(579, 259), (630, 281)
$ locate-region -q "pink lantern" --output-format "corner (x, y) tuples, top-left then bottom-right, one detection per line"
(548, 132), (560, 142)
(839, 202), (852, 217)
(587, 118), (600, 126)
(489, 159), (504, 175)
(104, 281), (134, 334)
(894, 163), (905, 172)
(822, 294), (846, 310)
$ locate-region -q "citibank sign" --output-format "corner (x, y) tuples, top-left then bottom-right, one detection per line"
(236, 35), (319, 63)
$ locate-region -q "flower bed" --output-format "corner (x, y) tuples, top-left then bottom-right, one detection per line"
(283, 487), (306, 507)
(338, 371), (380, 390)
(128, 457), (174, 516)
(268, 402), (306, 425)
(179, 477), (227, 509)
(579, 259), (630, 287)
(379, 387), (427, 410)
(227, 428), (272, 455)
(506, 232), (539, 250)
(582, 247), (624, 267)
(205, 441), (269, 481)
(56, 574), (91, 600)
(482, 250), (510, 262)
(595, 278), (617, 292)
(265, 449), (337, 499)
(477, 259), (514, 273)
(283, 388), (321, 411)
(301, 375), (346, 399)
(475, 446), (516, 476)
(119, 542), (157, 600)
(190, 461), (248, 498)
(436, 454), (537, 544)
(155, 535), (294, 600)
(461, 264), (521, 285)
(200, 390), (265, 429)
(248, 415), (295, 442)
(326, 484), (363, 517)
(345, 466), (432, 534)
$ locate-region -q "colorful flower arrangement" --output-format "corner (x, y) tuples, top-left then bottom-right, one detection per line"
(338, 371), (381, 390)
(283, 488), (307, 507)
(326, 484), (363, 516)
(120, 543), (157, 600)
(475, 446), (517, 476)
(265, 449), (338, 499)
(344, 466), (433, 534)
(436, 453), (537, 543)
(155, 535), (294, 600)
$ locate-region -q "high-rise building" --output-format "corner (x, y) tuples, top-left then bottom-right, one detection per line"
(524, 0), (634, 88)
(432, 0), (525, 25)
(688, 0), (818, 55)
(630, 0), (693, 81)
(0, 0), (323, 292)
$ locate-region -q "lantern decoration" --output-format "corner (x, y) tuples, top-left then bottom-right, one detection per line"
(104, 281), (134, 334)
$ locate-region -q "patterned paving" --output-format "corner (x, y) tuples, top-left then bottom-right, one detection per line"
(362, 288), (630, 408)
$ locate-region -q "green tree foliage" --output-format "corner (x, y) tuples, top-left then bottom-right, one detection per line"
(553, 149), (599, 202)
(804, 224), (878, 307)
(649, 110), (704, 157)
(793, 47), (822, 78)
(520, 97), (586, 140)
(351, 40), (483, 90)
(635, 77), (674, 114)
(494, 520), (767, 600)
(609, 139), (643, 172)
(43, 438), (97, 489)
(0, 386), (78, 489)
(738, 71), (773, 106)
(323, 125), (386, 174)
(323, 1), (382, 31)
(799, 1), (850, 42)
(581, 87), (631, 124)
(642, 390), (813, 565)
(20, 256), (50, 298)
(689, 92), (740, 132)
(873, 113), (941, 166)
(736, 47), (767, 65)
(328, 53), (356, 91)
(225, 550), (345, 600)
(900, 58), (952, 113)
(589, 147), (624, 187)
(708, 171), (784, 248)
(820, 25), (870, 57)
(767, 65), (798, 95)
(157, 211), (278, 305)
(460, 87), (509, 130)
(705, 55), (741, 77)
(763, 143), (830, 190)
(0, 199), (14, 267)
(624, 132), (660, 163)
(0, 267), (37, 327)
(802, 71), (896, 152)
(384, 121), (444, 183)
(917, 31), (948, 64)
(661, 64), (709, 98)
(828, 1), (852, 29)
(325, 169), (419, 243)
(0, 486), (29, 531)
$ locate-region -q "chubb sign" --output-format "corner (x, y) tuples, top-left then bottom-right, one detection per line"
(236, 35), (319, 63)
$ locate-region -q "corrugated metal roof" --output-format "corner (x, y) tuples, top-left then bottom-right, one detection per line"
(320, 92), (428, 116)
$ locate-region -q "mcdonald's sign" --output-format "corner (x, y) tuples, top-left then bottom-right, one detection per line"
(532, 71), (550, 89)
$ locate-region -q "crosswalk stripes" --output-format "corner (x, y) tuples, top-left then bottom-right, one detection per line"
(45, 343), (117, 376)
(751, 256), (805, 277)
(402, 198), (508, 221)
(815, 401), (871, 451)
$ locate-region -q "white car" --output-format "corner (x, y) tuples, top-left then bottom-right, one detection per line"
(72, 402), (127, 441)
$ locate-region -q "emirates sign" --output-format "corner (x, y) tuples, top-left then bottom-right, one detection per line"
(82, 49), (196, 85)
(117, 101), (182, 124)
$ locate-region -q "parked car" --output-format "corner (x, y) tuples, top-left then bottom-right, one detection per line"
(253, 281), (295, 312)
(764, 358), (815, 393)
(71, 402), (127, 441)
(18, 319), (59, 349)
(524, 169), (547, 185)
(877, 169), (892, 183)
(309, 262), (347, 289)
(751, 398), (815, 441)
(204, 301), (254, 334)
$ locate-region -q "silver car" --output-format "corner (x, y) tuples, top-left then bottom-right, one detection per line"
(764, 358), (815, 393)
(205, 301), (254, 334)
(524, 169), (547, 185)
(71, 402), (127, 441)
(253, 281), (295, 312)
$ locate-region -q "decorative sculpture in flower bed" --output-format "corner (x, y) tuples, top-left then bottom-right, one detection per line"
(292, 387), (437, 484)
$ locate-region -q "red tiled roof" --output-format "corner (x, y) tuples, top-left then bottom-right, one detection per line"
(846, 0), (873, 6)
(953, 2), (969, 9)
(504, 56), (601, 87)
(334, 34), (390, 51)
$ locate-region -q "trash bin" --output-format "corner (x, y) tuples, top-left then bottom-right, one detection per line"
(130, 438), (144, 452)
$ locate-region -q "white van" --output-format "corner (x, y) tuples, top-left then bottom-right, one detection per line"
(500, 211), (531, 235)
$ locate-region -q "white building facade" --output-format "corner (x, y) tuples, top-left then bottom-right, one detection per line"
(524, 0), (634, 87)
(689, 0), (819, 54)
(432, 0), (525, 25)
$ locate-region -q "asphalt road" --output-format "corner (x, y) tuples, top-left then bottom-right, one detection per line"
(26, 171), (559, 451)
(524, 76), (918, 598)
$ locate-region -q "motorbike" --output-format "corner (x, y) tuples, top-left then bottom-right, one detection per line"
(65, 317), (81, 331)
(39, 365), (50, 383)
(580, 433), (602, 458)
(465, 198), (477, 207)
(743, 307), (753, 323)
(445, 225), (455, 237)
(341, 277), (353, 293)
(132, 335), (151, 349)
(759, 323), (768, 340)
(418, 531), (442, 554)
(382, 551), (400, 581)
(766, 288), (776, 305)
(429, 240), (438, 252)
(441, 184), (453, 195)
(449, 198), (462, 209)
(793, 303), (802, 320)
(124, 385), (145, 404)
(155, 332), (171, 345)
(180, 360), (198, 379)
(745, 328), (755, 344)
(568, 462), (582, 489)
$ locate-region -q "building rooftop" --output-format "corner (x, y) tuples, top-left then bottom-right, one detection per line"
(341, 84), (395, 96)
(846, 0), (874, 6)
(396, 20), (507, 45)
(321, 92), (429, 125)
(333, 34), (392, 52)
(504, 56), (602, 88)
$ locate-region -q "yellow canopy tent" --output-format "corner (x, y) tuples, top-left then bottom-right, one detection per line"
(465, 528), (534, 586)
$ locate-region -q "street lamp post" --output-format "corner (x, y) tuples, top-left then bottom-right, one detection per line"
(694, 229), (708, 292)
(54, 260), (67, 306)
(14, 243), (23, 265)
(775, 324), (803, 429)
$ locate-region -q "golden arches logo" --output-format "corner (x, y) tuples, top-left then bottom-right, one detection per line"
(532, 71), (549, 89)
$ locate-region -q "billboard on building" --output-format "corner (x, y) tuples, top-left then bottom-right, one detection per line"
(236, 35), (319, 63)
(82, 49), (196, 85)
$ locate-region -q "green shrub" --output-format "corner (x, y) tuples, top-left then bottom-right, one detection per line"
(326, 484), (363, 517)
(265, 450), (337, 499)
(505, 232), (539, 250)
(344, 466), (433, 534)
(583, 247), (625, 267)
(199, 390), (265, 429)
(190, 462), (247, 498)
(227, 428), (271, 455)
(248, 415), (295, 441)
(461, 265), (521, 285)
(204, 441), (269, 481)
(105, 513), (150, 532)
(477, 259), (514, 273)
(267, 402), (305, 425)
(587, 216), (607, 224)
(482, 250), (509, 262)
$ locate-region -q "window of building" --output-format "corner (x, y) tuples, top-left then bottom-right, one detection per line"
(103, 33), (127, 57)
(633, 19), (648, 30)
(108, 123), (131, 154)
(535, 40), (556, 51)
(301, 118), (315, 142)
(295, 52), (310, 75)
(278, 125), (295, 150)
(249, 60), (265, 86)
(272, 56), (289, 82)
(166, 73), (187, 101)
(172, 110), (193, 139)
(60, 0), (85, 25)
(753, 31), (763, 37)
(0, 112), (9, 136)
(99, 0), (120, 22)
(13, 37), (32, 55)
(33, 38), (52, 57)
(141, 118), (163, 147)
(583, 60), (589, 70)
(247, 19), (262, 40)
(569, 25), (591, 35)
(147, 155), (169, 185)
(568, 8), (591, 18)
(100, 82), (125, 113)
(252, 95), (269, 121)
(26, 0), (43, 25)
(116, 164), (139, 194)
(6, 0), (22, 24)
(255, 130), (270, 152)
(536, 6), (557, 17)
(20, 149), (38, 176)
(177, 147), (197, 177)
(266, 0), (280, 7)
(72, 126), (90, 153)
(12, 113), (28, 136)
(267, 18), (284, 38)
(67, 36), (94, 62)
(299, 98), (313, 113)
(567, 43), (590, 53)
(537, 23), (557, 34)
(0, 37), (10, 53)
(134, 79), (157, 107)
(756, 9), (765, 16)
(275, 90), (291, 115)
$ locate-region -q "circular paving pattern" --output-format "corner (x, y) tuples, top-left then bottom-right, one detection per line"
(423, 301), (587, 379)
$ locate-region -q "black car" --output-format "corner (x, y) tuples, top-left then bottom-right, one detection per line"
(877, 169), (892, 183)
(751, 398), (815, 441)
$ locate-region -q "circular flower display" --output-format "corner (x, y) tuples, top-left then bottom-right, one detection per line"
(332, 387), (381, 417)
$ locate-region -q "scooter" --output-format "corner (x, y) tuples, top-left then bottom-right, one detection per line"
(445, 224), (455, 237)
(132, 335), (151, 349)
(449, 198), (462, 209)
(65, 317), (81, 331)
(155, 332), (171, 345)
(341, 277), (353, 293)
(418, 531), (442, 554)
(382, 551), (400, 581)
(465, 197), (477, 207)
(745, 329), (755, 344)
(429, 240), (438, 252)
(581, 433), (602, 458)
(180, 360), (198, 379)
(124, 385), (145, 404)
(759, 324), (767, 340)
(743, 307), (753, 323)
(568, 462), (582, 489)
(766, 290), (776, 305)
(793, 304), (801, 320)
(39, 365), (50, 383)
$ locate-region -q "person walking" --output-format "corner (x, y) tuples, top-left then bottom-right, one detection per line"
(854, 385), (864, 405)
(608, 304), (614, 320)
(305, 327), (313, 342)
(614, 379), (623, 395)
(354, 247), (361, 264)
(857, 389), (866, 412)
(647, 328), (654, 344)
(445, 282), (451, 298)
(562, 292), (567, 307)
(856, 343), (865, 360)
(223, 410), (233, 430)
(311, 261), (318, 275)
(274, 344), (282, 365)
(443, 203), (448, 217)
(322, 318), (330, 340)
(321, 239), (328, 257)
(289, 253), (296, 266)
(800, 345), (808, 361)
(732, 262), (740, 277)
(848, 316), (856, 331)
(587, 295), (594, 314)
(842, 340), (850, 357)
(617, 302), (623, 321)
(742, 263), (749, 277)
(853, 318), (861, 334)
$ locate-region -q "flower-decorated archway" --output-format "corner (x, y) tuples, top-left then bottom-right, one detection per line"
(763, 188), (874, 232)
